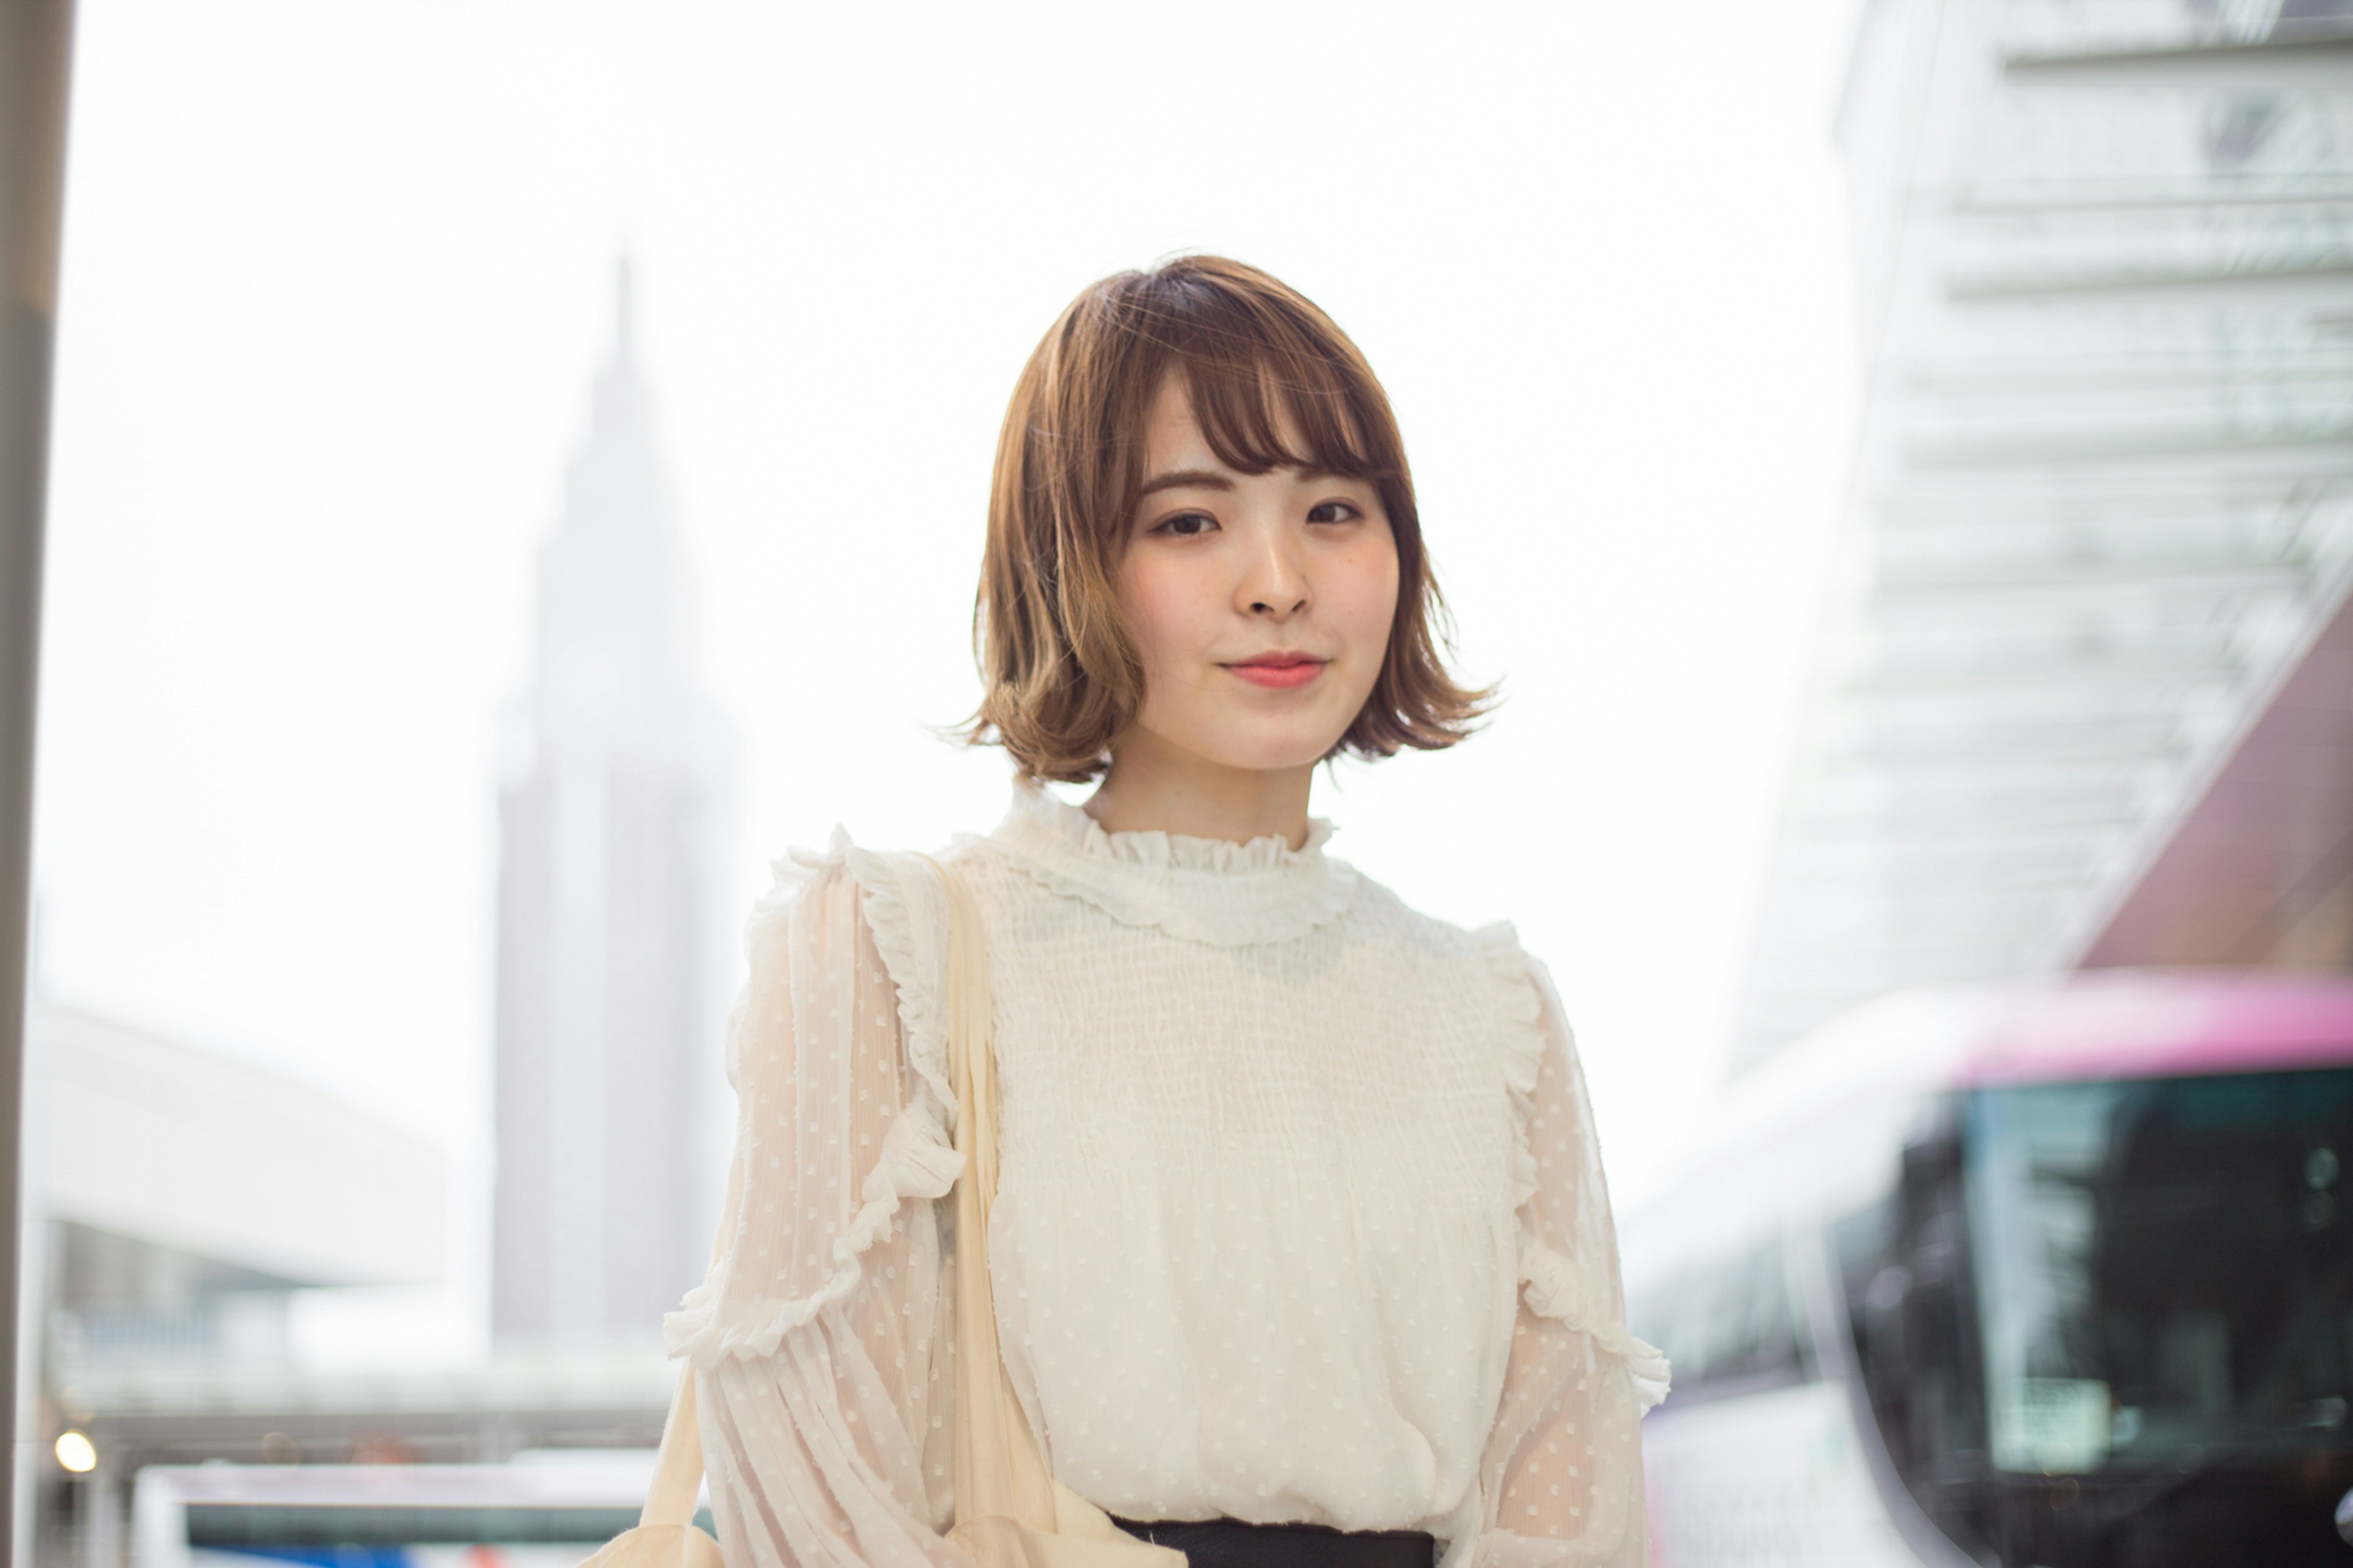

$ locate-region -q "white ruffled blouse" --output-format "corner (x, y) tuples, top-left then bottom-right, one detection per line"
(666, 783), (1665, 1568)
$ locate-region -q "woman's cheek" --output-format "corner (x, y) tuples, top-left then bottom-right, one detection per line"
(1341, 550), (1401, 659)
(1123, 556), (1211, 691)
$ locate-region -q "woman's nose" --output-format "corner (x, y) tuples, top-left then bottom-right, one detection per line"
(1241, 536), (1310, 618)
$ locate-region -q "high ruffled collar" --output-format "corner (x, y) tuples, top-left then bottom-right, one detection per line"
(979, 780), (1360, 947)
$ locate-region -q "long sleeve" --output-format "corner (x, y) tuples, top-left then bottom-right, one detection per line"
(1469, 934), (1670, 1568)
(664, 839), (976, 1568)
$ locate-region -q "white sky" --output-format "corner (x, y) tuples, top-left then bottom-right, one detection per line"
(34, 0), (1860, 1364)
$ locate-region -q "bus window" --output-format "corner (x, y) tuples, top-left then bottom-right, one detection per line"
(1965, 1067), (2353, 1479)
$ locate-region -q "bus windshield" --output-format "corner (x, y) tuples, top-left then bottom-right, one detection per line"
(1965, 1067), (2353, 1475)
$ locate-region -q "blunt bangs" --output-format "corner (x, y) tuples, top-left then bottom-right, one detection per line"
(1146, 285), (1390, 488)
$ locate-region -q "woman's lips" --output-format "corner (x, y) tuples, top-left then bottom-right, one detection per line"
(1224, 655), (1328, 690)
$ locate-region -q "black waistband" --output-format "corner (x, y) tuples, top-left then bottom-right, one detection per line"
(1109, 1515), (1436, 1568)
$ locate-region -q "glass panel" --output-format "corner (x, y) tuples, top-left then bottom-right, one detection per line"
(1958, 90), (2353, 204)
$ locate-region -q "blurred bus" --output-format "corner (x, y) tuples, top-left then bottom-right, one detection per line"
(1624, 971), (2353, 1566)
(131, 1456), (702, 1568)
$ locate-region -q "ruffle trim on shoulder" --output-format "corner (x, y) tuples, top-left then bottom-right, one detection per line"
(663, 831), (966, 1369)
(1520, 1241), (1673, 1414)
(737, 835), (846, 941)
(985, 779), (1359, 947)
(841, 841), (958, 1129)
(1477, 923), (1548, 1213)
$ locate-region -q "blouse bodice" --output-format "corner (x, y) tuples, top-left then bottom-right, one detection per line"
(665, 783), (1666, 1568)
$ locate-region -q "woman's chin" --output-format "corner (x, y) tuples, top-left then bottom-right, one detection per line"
(1126, 702), (1357, 777)
(1193, 730), (1349, 776)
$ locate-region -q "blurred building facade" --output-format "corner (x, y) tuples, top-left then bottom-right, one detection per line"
(494, 265), (732, 1346)
(1737, 0), (2353, 1066)
(26, 996), (675, 1568)
(23, 1004), (446, 1568)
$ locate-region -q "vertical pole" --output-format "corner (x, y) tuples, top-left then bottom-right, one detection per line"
(1, 0), (78, 1562)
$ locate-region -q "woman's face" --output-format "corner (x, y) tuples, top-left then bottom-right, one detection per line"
(1114, 375), (1400, 775)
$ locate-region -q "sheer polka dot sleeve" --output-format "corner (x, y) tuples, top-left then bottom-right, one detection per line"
(1471, 934), (1667, 1568)
(662, 836), (977, 1568)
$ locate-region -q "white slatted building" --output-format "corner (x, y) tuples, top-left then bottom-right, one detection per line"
(1736, 0), (2353, 1066)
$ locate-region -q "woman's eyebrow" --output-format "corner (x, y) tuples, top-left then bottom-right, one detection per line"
(1137, 468), (1234, 498)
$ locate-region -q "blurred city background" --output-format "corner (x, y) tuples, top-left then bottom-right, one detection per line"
(12, 0), (2353, 1564)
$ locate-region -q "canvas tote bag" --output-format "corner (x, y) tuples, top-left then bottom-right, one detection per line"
(585, 858), (1184, 1568)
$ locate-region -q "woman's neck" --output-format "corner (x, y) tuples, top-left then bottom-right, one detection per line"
(1083, 730), (1316, 850)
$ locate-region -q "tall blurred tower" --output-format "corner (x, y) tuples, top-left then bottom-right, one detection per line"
(1735, 1), (2353, 1066)
(495, 263), (730, 1346)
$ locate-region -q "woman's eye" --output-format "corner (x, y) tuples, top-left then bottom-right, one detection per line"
(1154, 511), (1218, 537)
(1306, 500), (1360, 525)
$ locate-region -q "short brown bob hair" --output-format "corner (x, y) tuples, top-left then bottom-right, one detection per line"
(969, 254), (1491, 784)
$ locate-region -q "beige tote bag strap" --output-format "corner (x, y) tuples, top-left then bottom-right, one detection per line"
(585, 1268), (719, 1566)
(926, 857), (1184, 1568)
(640, 1360), (708, 1530)
(637, 1208), (732, 1534)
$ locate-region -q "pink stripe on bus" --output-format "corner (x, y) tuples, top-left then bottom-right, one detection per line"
(1965, 971), (2353, 1087)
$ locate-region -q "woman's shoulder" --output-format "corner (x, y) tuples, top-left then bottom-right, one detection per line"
(744, 822), (966, 925)
(1342, 859), (1544, 973)
(1344, 867), (1559, 1131)
(756, 819), (975, 944)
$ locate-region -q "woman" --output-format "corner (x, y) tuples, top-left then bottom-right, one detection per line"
(662, 257), (1668, 1568)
